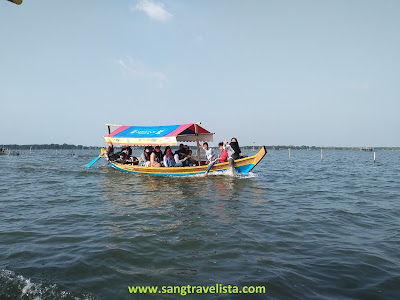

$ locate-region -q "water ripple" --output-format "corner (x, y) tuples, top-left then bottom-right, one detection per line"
(1, 150), (400, 299)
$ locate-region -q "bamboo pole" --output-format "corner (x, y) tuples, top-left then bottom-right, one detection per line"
(105, 124), (122, 135)
(374, 151), (376, 163)
(7, 0), (23, 5)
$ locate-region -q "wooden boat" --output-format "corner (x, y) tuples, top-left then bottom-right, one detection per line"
(98, 123), (266, 176)
(0, 147), (19, 156)
(109, 147), (266, 176)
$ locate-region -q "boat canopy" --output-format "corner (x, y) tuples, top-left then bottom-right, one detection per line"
(104, 123), (214, 146)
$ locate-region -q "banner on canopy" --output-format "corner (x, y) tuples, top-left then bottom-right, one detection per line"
(104, 136), (178, 146)
(104, 123), (213, 146)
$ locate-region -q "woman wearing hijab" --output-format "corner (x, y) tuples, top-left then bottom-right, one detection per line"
(223, 138), (244, 176)
(164, 146), (171, 157)
(139, 146), (152, 167)
(163, 147), (175, 167)
(229, 138), (243, 160)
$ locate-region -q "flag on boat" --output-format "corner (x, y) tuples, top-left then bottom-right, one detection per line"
(104, 123), (214, 146)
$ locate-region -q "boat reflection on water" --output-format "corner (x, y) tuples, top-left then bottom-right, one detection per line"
(100, 169), (265, 237)
(97, 169), (268, 281)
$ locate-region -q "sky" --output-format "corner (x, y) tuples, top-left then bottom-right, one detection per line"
(1, 0), (399, 147)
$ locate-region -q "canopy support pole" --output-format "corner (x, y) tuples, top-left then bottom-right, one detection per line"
(194, 124), (201, 166)
(105, 124), (122, 136)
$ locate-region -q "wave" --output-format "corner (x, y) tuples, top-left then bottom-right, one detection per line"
(0, 270), (97, 300)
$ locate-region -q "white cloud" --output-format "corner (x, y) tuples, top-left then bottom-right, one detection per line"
(193, 35), (204, 45)
(114, 56), (167, 88)
(132, 0), (172, 22)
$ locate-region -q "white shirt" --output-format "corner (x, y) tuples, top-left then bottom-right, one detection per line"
(174, 154), (185, 164)
(204, 148), (217, 162)
(223, 144), (235, 159)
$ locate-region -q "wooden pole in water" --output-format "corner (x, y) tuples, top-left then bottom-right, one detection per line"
(194, 123), (202, 166)
(374, 151), (376, 163)
(288, 148), (290, 161)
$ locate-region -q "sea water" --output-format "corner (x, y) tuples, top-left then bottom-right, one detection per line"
(1, 149), (399, 299)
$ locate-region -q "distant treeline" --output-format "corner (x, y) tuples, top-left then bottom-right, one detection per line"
(2, 144), (400, 151)
(2, 144), (100, 150)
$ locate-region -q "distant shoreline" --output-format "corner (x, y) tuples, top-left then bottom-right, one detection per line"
(1, 144), (99, 150)
(2, 144), (400, 151)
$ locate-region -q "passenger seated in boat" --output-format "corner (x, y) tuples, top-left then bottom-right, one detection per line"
(223, 140), (235, 176)
(229, 138), (244, 160)
(175, 144), (187, 159)
(202, 142), (228, 177)
(121, 145), (132, 160)
(174, 152), (188, 167)
(105, 143), (114, 159)
(129, 156), (139, 165)
(107, 144), (128, 163)
(224, 138), (243, 176)
(174, 144), (190, 166)
(202, 142), (217, 165)
(139, 146), (151, 167)
(150, 146), (162, 167)
(106, 143), (114, 155)
(183, 145), (192, 166)
(163, 146), (171, 157)
(123, 145), (138, 165)
(163, 148), (175, 167)
(186, 149), (197, 166)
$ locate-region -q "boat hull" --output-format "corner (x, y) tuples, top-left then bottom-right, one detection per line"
(108, 146), (266, 176)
